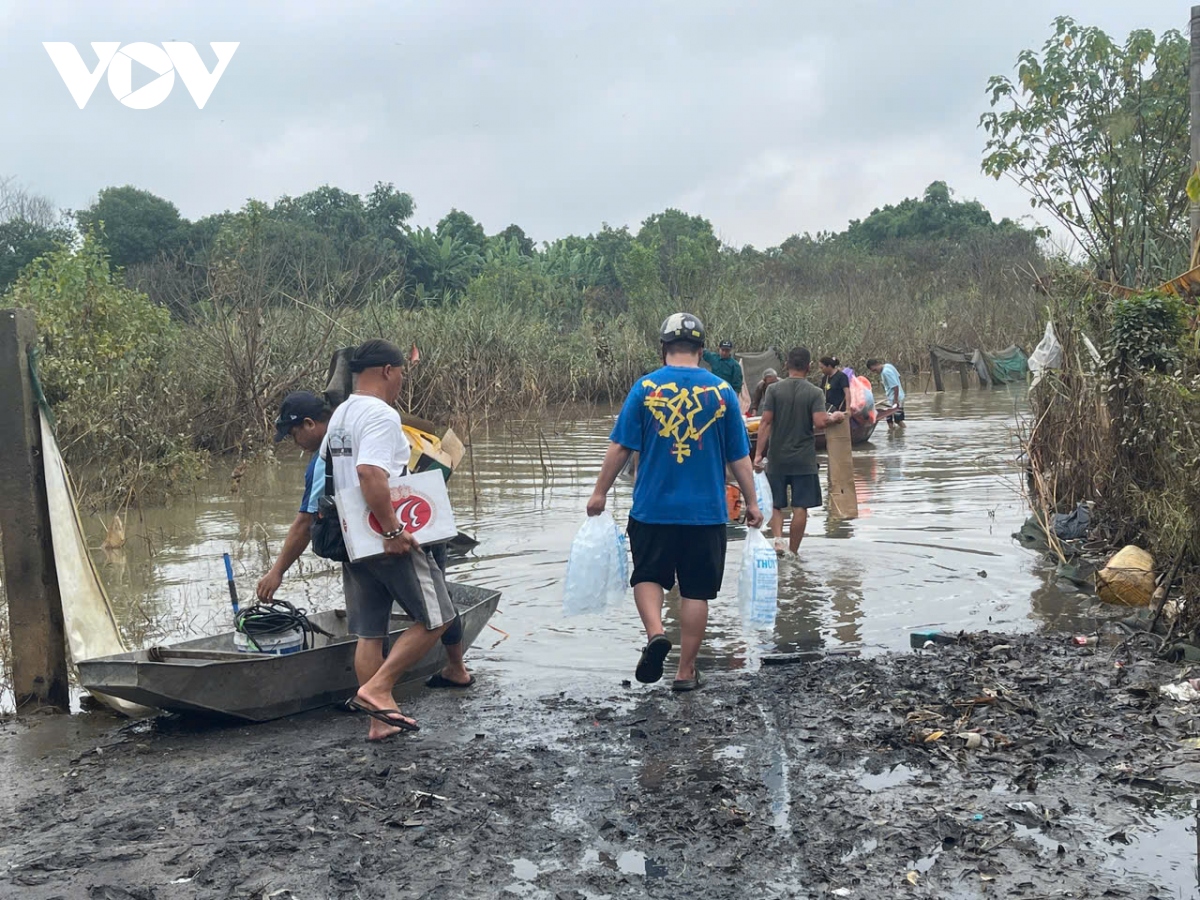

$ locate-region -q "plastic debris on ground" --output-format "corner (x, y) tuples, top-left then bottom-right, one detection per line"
(1159, 679), (1200, 702)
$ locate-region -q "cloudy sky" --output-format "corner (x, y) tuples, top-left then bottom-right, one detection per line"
(0, 0), (1185, 248)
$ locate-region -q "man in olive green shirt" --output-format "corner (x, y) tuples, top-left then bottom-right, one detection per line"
(753, 346), (845, 555)
(702, 340), (743, 394)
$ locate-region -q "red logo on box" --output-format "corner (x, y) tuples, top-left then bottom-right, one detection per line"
(368, 495), (434, 535)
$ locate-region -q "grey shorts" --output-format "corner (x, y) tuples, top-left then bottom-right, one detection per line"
(342, 548), (457, 639)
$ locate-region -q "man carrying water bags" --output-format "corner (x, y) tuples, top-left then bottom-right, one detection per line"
(586, 313), (762, 691)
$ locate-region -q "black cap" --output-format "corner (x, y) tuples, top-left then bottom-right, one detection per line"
(274, 391), (328, 442)
(350, 339), (406, 373)
(719, 340), (734, 350)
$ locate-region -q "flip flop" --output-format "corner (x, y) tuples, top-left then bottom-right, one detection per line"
(672, 670), (705, 693)
(425, 673), (475, 689)
(345, 697), (420, 732)
(635, 634), (673, 684)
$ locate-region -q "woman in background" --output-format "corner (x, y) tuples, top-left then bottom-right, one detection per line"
(819, 357), (849, 413)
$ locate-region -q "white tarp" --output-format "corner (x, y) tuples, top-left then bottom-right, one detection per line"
(40, 414), (154, 717)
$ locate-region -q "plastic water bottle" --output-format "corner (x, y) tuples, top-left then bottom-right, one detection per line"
(739, 528), (778, 627)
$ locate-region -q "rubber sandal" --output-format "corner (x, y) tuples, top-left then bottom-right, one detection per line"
(672, 669), (704, 692)
(346, 697), (420, 732)
(425, 673), (475, 689)
(635, 634), (673, 684)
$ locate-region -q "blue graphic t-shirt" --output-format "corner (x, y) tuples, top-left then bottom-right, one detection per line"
(300, 453), (326, 515)
(611, 365), (750, 526)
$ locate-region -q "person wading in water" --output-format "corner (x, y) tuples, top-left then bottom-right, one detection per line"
(586, 313), (762, 692)
(754, 347), (845, 556)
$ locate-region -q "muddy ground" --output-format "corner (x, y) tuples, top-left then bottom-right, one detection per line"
(0, 632), (1198, 899)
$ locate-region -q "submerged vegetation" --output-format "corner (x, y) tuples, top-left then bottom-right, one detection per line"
(1, 174), (1046, 504)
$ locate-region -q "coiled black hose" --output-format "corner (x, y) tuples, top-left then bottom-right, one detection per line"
(234, 599), (333, 652)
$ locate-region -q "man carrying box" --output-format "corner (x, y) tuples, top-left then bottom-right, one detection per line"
(324, 339), (471, 741)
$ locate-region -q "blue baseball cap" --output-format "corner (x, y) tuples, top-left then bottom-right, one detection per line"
(273, 391), (328, 442)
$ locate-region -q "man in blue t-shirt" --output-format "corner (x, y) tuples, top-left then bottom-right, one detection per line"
(867, 358), (907, 430)
(257, 391), (333, 601)
(587, 313), (763, 692)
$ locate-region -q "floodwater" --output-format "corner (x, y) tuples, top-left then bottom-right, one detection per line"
(87, 386), (1102, 690)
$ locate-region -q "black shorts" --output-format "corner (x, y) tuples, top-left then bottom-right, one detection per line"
(886, 408), (906, 424)
(627, 517), (727, 601)
(767, 472), (822, 510)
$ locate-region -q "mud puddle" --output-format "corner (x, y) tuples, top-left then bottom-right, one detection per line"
(3, 631), (1200, 898)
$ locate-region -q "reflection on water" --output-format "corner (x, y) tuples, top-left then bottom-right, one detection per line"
(84, 386), (1105, 691)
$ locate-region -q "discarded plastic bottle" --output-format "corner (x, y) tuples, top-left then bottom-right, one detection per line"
(909, 631), (958, 650)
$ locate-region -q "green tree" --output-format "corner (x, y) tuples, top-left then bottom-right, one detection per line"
(365, 181), (415, 241)
(981, 17), (1189, 285)
(0, 218), (73, 294)
(493, 223), (535, 256)
(407, 227), (484, 303)
(636, 209), (721, 300)
(75, 185), (189, 271)
(436, 209), (487, 253)
(8, 232), (173, 405)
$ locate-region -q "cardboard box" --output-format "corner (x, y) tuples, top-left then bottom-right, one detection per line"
(439, 428), (466, 470)
(336, 470), (458, 561)
(403, 425), (464, 483)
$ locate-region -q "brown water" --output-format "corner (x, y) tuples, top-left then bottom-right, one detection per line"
(85, 386), (1103, 690)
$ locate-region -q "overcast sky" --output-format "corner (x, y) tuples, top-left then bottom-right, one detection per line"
(0, 1), (1186, 248)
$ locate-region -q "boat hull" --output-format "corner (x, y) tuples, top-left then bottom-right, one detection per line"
(814, 416), (876, 451)
(77, 582), (500, 722)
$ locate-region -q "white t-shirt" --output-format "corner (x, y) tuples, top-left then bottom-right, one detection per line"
(320, 393), (410, 493)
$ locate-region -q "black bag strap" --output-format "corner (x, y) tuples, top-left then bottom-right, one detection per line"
(323, 446), (335, 498)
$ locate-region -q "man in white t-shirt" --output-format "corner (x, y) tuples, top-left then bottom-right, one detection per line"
(324, 339), (470, 741)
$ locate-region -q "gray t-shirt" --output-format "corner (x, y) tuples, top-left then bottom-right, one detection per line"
(761, 377), (824, 475)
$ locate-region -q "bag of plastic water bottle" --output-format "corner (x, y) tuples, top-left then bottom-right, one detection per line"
(752, 470), (773, 514)
(563, 512), (628, 616)
(738, 528), (778, 627)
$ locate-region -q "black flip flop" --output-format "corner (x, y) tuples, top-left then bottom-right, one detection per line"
(672, 669), (705, 692)
(635, 634), (673, 684)
(425, 673), (475, 689)
(345, 698), (420, 732)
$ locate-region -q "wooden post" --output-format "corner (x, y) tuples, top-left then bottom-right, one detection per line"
(0, 309), (69, 711)
(930, 351), (945, 392)
(1191, 6), (1200, 254)
(825, 417), (859, 520)
(959, 363), (970, 391)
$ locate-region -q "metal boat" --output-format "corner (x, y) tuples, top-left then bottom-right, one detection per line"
(77, 582), (500, 722)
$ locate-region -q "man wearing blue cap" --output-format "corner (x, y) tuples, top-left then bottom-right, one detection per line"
(257, 391), (332, 601)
